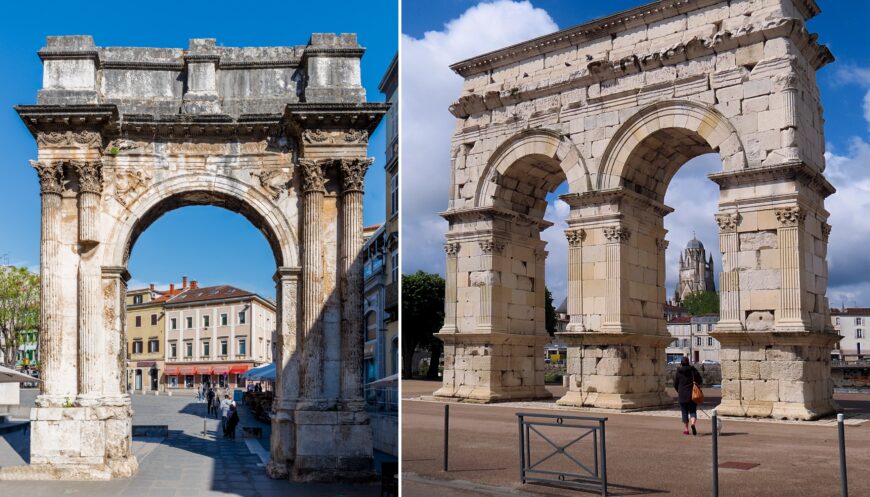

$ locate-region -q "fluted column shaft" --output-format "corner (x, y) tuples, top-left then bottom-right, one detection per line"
(602, 226), (630, 331)
(566, 229), (585, 331)
(339, 158), (372, 404)
(101, 266), (129, 403)
(74, 160), (104, 405)
(441, 242), (460, 333)
(776, 207), (807, 329)
(715, 213), (742, 329)
(298, 159), (327, 403)
(31, 161), (71, 406)
(475, 239), (503, 332)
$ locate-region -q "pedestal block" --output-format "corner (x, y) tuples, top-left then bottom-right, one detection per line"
(714, 331), (840, 420)
(291, 408), (374, 482)
(556, 332), (673, 410)
(434, 332), (552, 403)
(266, 408), (294, 479)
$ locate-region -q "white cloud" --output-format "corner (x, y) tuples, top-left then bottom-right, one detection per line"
(401, 1), (558, 276)
(542, 198), (570, 304)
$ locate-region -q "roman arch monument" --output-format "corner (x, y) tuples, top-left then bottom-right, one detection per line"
(437, 0), (839, 420)
(6, 35), (386, 480)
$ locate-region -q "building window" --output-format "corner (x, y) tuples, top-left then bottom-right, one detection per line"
(238, 338), (246, 357)
(132, 340), (143, 354)
(151, 314), (158, 326)
(133, 295), (143, 304)
(220, 339), (228, 357)
(266, 340), (271, 360)
(682, 339), (689, 348)
(858, 329), (864, 339)
(220, 313), (228, 326)
(185, 341), (192, 358)
(836, 317), (841, 325)
(857, 318), (864, 325)
(202, 341), (210, 357)
(170, 318), (177, 330)
(391, 251), (399, 283)
(148, 339), (159, 353)
(696, 336), (702, 346)
(390, 173), (398, 217)
(203, 315), (210, 328)
(366, 312), (377, 341)
(186, 316), (193, 329)
(707, 337), (714, 347)
(238, 311), (246, 325)
(170, 342), (177, 359)
(135, 316), (142, 328)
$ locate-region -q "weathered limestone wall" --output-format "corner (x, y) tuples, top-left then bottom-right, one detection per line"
(440, 0), (839, 419)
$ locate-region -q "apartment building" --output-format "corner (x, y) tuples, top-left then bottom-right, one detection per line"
(666, 315), (720, 364)
(831, 308), (868, 362)
(163, 284), (275, 390)
(126, 278), (186, 392)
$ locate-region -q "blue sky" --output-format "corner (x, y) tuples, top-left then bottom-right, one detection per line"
(0, 0), (397, 298)
(402, 0), (870, 306)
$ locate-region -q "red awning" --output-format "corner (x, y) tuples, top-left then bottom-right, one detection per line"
(229, 364), (250, 374)
(212, 366), (229, 375)
(179, 367), (195, 375)
(195, 366), (214, 375)
(165, 367), (179, 376)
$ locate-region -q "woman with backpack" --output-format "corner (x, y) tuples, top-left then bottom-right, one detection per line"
(674, 356), (704, 436)
(225, 404), (240, 440)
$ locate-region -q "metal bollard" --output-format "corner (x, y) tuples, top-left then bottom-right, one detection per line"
(838, 413), (848, 497)
(711, 409), (719, 497)
(443, 404), (449, 472)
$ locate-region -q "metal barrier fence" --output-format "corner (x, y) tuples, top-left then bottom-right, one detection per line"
(364, 385), (398, 414)
(516, 412), (608, 496)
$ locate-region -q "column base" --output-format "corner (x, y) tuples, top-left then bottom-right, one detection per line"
(434, 332), (552, 403)
(715, 399), (840, 421)
(291, 408), (375, 482)
(267, 408), (295, 479)
(556, 331), (673, 411)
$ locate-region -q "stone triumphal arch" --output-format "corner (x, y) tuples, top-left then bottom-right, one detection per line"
(437, 0), (839, 420)
(6, 34), (386, 480)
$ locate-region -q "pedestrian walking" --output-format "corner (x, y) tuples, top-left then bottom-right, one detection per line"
(674, 356), (704, 436)
(220, 395), (233, 434)
(212, 390), (221, 419)
(225, 404), (240, 440)
(206, 387), (215, 416)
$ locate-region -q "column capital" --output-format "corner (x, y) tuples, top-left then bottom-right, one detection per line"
(565, 229), (586, 247)
(297, 158), (329, 193)
(714, 212), (741, 233)
(444, 241), (461, 256)
(821, 222), (832, 242)
(603, 225), (631, 243)
(340, 157), (375, 194)
(30, 160), (64, 195)
(775, 206), (806, 227)
(478, 239), (504, 255)
(655, 238), (669, 252)
(101, 265), (131, 282)
(273, 266), (302, 282)
(71, 159), (103, 195)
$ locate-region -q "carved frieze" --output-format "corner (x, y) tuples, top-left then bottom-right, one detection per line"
(775, 206), (806, 227)
(714, 213), (742, 233)
(30, 160), (64, 195)
(603, 226), (631, 243)
(478, 239), (504, 255)
(297, 159), (328, 193)
(302, 129), (370, 145)
(565, 229), (586, 247)
(444, 242), (461, 256)
(72, 160), (103, 195)
(340, 158), (374, 193)
(36, 130), (102, 149)
(113, 169), (152, 207)
(343, 130), (369, 144)
(253, 169), (292, 201)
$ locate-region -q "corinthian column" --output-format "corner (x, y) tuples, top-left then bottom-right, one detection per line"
(73, 160), (104, 405)
(298, 159), (327, 404)
(475, 239), (504, 332)
(565, 229), (586, 332)
(31, 160), (72, 406)
(101, 266), (130, 404)
(339, 158), (373, 406)
(441, 242), (461, 333)
(775, 206), (808, 330)
(715, 213), (743, 331)
(602, 225), (630, 332)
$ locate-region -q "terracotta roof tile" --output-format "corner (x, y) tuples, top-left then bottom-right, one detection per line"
(165, 285), (256, 306)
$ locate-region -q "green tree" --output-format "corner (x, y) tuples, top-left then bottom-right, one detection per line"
(401, 271), (444, 379)
(681, 291), (719, 316)
(545, 288), (557, 336)
(0, 266), (40, 367)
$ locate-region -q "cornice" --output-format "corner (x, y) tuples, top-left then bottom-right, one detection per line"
(707, 161), (835, 198)
(439, 205), (554, 230)
(15, 104), (118, 138)
(282, 102), (390, 134)
(560, 187), (674, 216)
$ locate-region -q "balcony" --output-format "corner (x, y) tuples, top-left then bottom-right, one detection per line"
(364, 257), (384, 280)
(385, 281), (398, 312)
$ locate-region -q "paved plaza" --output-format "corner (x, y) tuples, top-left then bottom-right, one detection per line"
(0, 390), (382, 496)
(402, 380), (870, 497)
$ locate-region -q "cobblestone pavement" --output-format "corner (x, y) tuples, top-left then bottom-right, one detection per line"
(1, 391), (380, 497)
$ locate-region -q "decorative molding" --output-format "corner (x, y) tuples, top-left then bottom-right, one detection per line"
(36, 130), (102, 149)
(253, 169), (292, 201)
(30, 160), (64, 195)
(775, 206), (806, 227)
(344, 129), (369, 144)
(565, 229), (586, 247)
(714, 213), (742, 233)
(478, 239), (505, 255)
(656, 238), (670, 252)
(534, 248), (547, 261)
(603, 226), (631, 243)
(444, 242), (461, 256)
(301, 129), (370, 145)
(301, 129), (330, 144)
(297, 159), (328, 193)
(72, 160), (103, 194)
(821, 222), (832, 242)
(113, 169), (152, 207)
(340, 158), (374, 193)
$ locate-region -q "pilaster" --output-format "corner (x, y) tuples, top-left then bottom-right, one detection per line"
(775, 206), (809, 331)
(715, 212), (743, 331)
(565, 229), (586, 332)
(602, 225), (630, 333)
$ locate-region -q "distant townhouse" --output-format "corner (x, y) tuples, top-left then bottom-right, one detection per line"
(126, 277), (186, 393)
(666, 315), (720, 364)
(16, 329), (38, 370)
(163, 283), (275, 391)
(831, 308), (869, 362)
